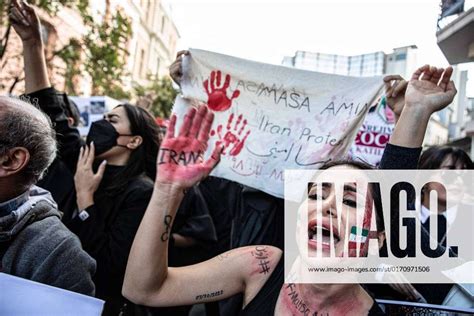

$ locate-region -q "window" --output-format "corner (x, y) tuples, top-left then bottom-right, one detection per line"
(139, 49), (145, 79)
(146, 1), (152, 24)
(161, 15), (166, 32)
(395, 53), (407, 61)
(156, 57), (161, 76)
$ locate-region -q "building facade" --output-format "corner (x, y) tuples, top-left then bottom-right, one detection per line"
(282, 45), (418, 79)
(0, 0), (179, 96)
(103, 0), (179, 88)
(437, 3), (474, 157)
(282, 45), (470, 147)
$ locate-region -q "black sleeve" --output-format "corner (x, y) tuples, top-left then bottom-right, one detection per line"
(379, 144), (453, 260)
(22, 87), (84, 173)
(379, 143), (422, 170)
(68, 184), (152, 286)
(173, 186), (218, 243)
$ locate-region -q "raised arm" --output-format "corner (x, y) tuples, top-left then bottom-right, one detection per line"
(123, 105), (282, 307)
(380, 65), (457, 262)
(389, 65), (456, 148)
(9, 0), (50, 93)
(383, 74), (408, 123)
(11, 1), (83, 172)
(169, 50), (189, 86)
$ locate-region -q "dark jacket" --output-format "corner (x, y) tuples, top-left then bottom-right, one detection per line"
(0, 186), (96, 296)
(68, 166), (154, 315)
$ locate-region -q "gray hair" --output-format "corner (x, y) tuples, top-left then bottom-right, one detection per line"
(0, 96), (57, 187)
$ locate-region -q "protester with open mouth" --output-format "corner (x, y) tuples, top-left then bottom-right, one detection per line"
(123, 63), (457, 315)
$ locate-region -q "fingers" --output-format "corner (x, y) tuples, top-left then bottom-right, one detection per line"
(176, 50), (189, 59)
(82, 144), (90, 165)
(445, 80), (457, 99)
(439, 66), (453, 91)
(421, 65), (436, 81)
(189, 105), (207, 138)
(77, 144), (91, 168)
(234, 114), (242, 130)
(406, 285), (423, 301)
(77, 143), (95, 169)
(21, 1), (37, 20)
(170, 51), (189, 84)
(203, 144), (223, 173)
(96, 160), (107, 179)
(411, 64), (429, 80)
(178, 107), (197, 137)
(231, 89), (240, 99)
(210, 70), (216, 91)
(392, 80), (408, 98)
(77, 146), (85, 169)
(383, 75), (404, 83)
(86, 142), (96, 167)
(9, 6), (29, 26)
(227, 113), (234, 130)
(169, 62), (182, 81)
(383, 75), (405, 96)
(165, 114), (177, 139)
(430, 67), (444, 85)
(198, 110), (214, 144)
(216, 70), (221, 87)
(223, 74), (230, 89)
(203, 79), (210, 95)
(238, 119), (248, 136)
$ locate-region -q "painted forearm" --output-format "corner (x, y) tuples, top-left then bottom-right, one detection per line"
(22, 39), (50, 94)
(389, 105), (430, 148)
(123, 183), (184, 302)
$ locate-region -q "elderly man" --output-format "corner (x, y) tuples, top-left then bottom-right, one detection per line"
(0, 95), (96, 296)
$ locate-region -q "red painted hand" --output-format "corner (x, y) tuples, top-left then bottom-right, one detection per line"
(203, 70), (240, 112)
(210, 113), (250, 156)
(157, 105), (222, 188)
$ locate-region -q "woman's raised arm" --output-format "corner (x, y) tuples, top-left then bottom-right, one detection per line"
(122, 104), (282, 307)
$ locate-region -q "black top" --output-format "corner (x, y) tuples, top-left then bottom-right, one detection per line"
(378, 144), (453, 304)
(68, 165), (154, 315)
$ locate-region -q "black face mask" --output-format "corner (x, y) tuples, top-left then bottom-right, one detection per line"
(86, 119), (132, 156)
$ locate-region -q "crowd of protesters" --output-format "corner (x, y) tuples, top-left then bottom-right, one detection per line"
(1, 1), (473, 316)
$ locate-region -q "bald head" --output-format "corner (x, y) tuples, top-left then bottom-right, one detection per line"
(0, 96), (57, 188)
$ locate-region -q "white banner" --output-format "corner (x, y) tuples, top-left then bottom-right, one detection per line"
(174, 48), (384, 197)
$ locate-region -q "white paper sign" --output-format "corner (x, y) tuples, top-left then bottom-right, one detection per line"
(0, 273), (104, 316)
(174, 48), (384, 198)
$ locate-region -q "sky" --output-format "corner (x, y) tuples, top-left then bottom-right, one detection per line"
(163, 0), (473, 96)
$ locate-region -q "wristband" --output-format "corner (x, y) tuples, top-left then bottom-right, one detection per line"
(78, 209), (90, 221)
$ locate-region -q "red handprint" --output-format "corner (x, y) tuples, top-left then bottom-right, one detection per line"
(203, 70), (240, 112)
(210, 113), (250, 156)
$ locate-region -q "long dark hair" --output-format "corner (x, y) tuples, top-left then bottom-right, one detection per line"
(103, 103), (160, 195)
(418, 146), (473, 170)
